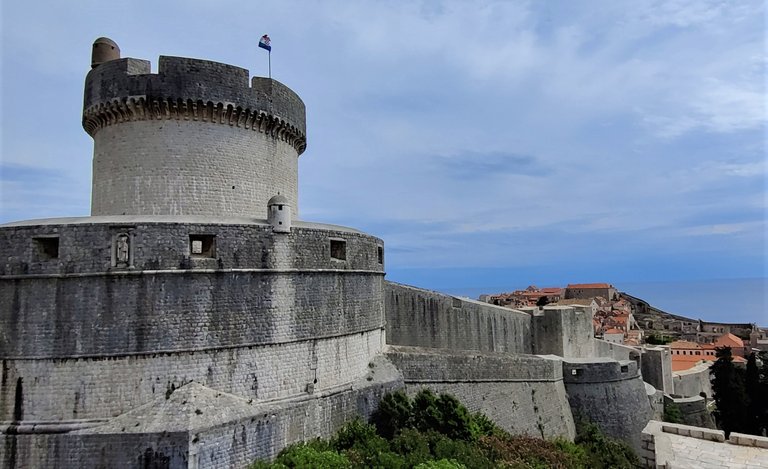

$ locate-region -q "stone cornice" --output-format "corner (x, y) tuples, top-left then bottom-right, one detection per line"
(82, 96), (307, 155)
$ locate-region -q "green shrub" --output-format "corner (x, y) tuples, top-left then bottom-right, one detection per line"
(250, 441), (351, 469)
(390, 428), (432, 467)
(414, 459), (466, 469)
(373, 390), (413, 439)
(663, 401), (683, 424)
(574, 420), (638, 469)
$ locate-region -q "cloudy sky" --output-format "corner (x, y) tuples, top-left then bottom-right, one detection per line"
(1, 1), (766, 294)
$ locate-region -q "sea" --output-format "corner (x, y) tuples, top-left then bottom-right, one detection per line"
(439, 277), (768, 327)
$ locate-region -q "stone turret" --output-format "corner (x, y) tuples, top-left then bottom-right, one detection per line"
(91, 37), (120, 68)
(83, 38), (306, 218)
(267, 194), (291, 232)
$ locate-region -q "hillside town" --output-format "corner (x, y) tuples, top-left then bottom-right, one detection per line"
(481, 282), (768, 372)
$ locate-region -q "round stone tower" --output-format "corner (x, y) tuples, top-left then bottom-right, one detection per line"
(83, 38), (306, 218)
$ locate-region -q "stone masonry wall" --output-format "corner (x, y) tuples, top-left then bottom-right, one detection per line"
(531, 306), (594, 358)
(562, 358), (652, 452)
(91, 121), (299, 217)
(1, 329), (384, 421)
(0, 221), (386, 422)
(641, 346), (673, 394)
(384, 282), (532, 354)
(0, 359), (403, 469)
(673, 361), (713, 398)
(386, 346), (575, 439)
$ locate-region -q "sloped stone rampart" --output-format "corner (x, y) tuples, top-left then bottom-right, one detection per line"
(386, 346), (575, 439)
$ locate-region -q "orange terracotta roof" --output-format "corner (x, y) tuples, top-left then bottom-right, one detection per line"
(540, 287), (563, 294)
(715, 333), (745, 348)
(567, 283), (613, 289)
(670, 340), (702, 349)
(605, 328), (624, 334)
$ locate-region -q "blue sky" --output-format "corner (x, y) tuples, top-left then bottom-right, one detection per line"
(1, 1), (766, 296)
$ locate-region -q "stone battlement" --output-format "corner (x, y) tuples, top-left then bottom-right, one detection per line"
(83, 56), (306, 152)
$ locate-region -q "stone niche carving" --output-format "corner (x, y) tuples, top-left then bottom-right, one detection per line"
(111, 230), (134, 268)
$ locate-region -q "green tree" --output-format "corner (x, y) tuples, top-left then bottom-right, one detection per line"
(710, 346), (749, 437)
(745, 352), (768, 436)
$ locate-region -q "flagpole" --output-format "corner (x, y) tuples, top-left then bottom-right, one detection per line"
(268, 50), (271, 79)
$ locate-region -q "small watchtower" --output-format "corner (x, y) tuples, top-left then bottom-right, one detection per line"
(267, 194), (292, 232)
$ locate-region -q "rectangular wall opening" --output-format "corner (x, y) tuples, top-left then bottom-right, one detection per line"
(330, 239), (346, 261)
(34, 236), (59, 259)
(377, 246), (384, 264)
(190, 234), (216, 258)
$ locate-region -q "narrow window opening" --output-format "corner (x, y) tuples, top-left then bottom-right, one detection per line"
(452, 297), (462, 308)
(330, 239), (346, 260)
(572, 369), (583, 376)
(621, 365), (629, 373)
(34, 237), (59, 259)
(278, 205), (283, 211)
(377, 246), (384, 264)
(190, 234), (216, 258)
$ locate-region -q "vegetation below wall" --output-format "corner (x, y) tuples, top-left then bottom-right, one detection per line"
(250, 389), (637, 469)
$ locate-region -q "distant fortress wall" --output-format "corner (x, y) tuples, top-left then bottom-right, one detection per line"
(673, 361), (713, 398)
(386, 346), (575, 440)
(384, 282), (532, 354)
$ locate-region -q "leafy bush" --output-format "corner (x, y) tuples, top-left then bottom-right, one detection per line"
(251, 391), (639, 469)
(373, 390), (413, 439)
(574, 420), (638, 469)
(250, 441), (350, 469)
(663, 401), (683, 424)
(414, 459), (466, 469)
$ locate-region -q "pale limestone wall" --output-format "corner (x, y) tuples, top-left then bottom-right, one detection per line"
(641, 420), (768, 469)
(641, 346), (674, 394)
(0, 362), (403, 469)
(1, 330), (383, 421)
(386, 346), (575, 439)
(673, 361), (714, 398)
(384, 282), (532, 354)
(531, 306), (594, 358)
(91, 121), (298, 217)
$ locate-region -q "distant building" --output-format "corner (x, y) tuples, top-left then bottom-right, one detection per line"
(714, 333), (750, 358)
(565, 283), (617, 301)
(603, 328), (625, 344)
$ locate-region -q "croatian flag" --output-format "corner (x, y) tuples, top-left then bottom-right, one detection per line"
(259, 35), (271, 52)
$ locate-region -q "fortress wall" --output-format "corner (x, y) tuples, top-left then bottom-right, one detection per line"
(664, 395), (715, 429)
(0, 223), (383, 357)
(0, 222), (383, 275)
(1, 359), (402, 469)
(0, 432), (189, 469)
(531, 306), (594, 358)
(384, 282), (532, 354)
(0, 271), (383, 357)
(641, 346), (673, 394)
(386, 346), (575, 439)
(562, 358), (652, 452)
(91, 121), (299, 217)
(673, 362), (713, 398)
(593, 338), (640, 362)
(0, 329), (384, 421)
